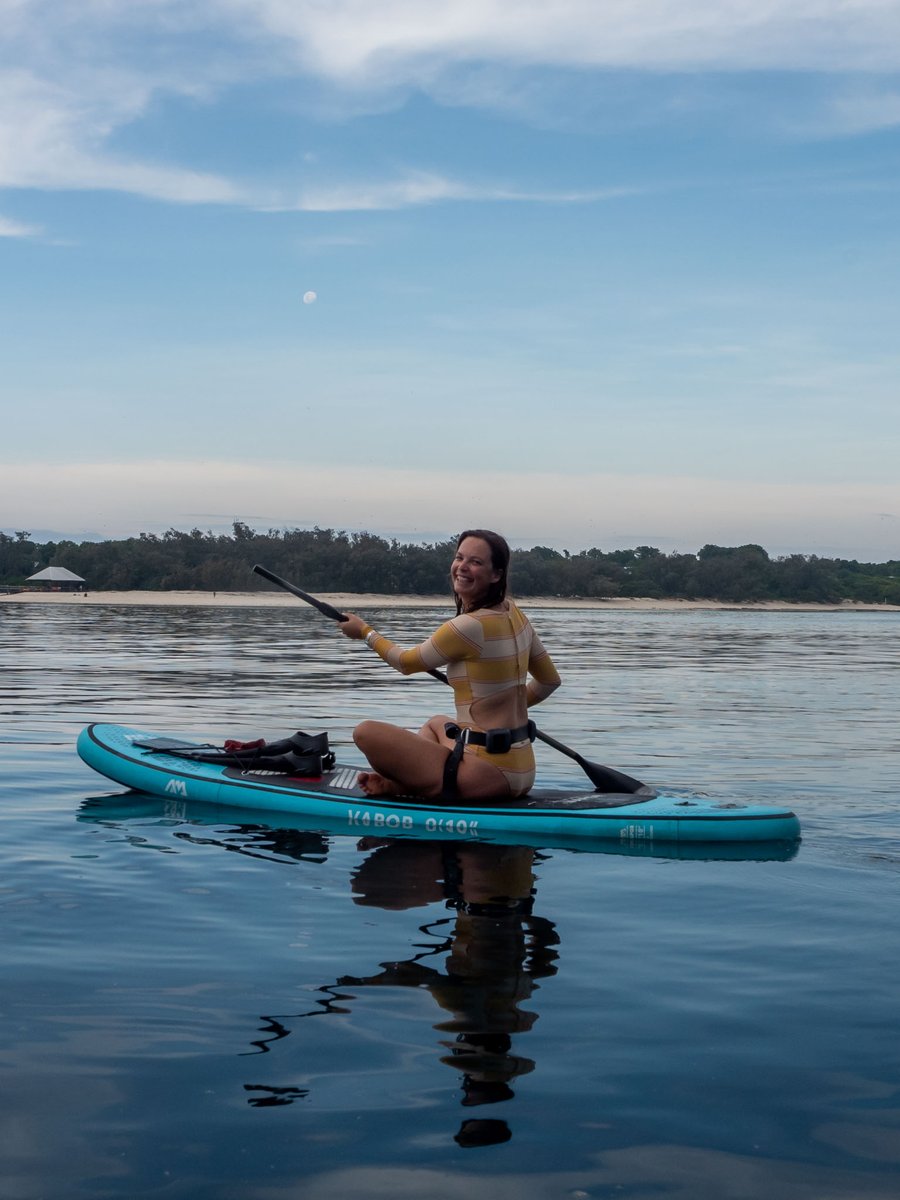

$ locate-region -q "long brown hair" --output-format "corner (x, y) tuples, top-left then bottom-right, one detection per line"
(453, 529), (511, 614)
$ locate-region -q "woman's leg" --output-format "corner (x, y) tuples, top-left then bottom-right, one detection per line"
(353, 719), (510, 800)
(353, 720), (447, 797)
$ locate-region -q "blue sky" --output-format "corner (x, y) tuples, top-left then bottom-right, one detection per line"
(2, 0), (899, 559)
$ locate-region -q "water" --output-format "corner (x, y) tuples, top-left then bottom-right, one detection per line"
(2, 602), (899, 1199)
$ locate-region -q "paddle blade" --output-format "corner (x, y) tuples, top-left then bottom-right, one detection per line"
(533, 729), (649, 795)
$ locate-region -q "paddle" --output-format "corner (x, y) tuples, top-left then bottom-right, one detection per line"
(252, 564), (648, 794)
(253, 564), (449, 687)
(252, 564), (349, 622)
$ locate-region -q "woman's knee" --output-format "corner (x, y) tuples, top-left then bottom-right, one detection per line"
(420, 714), (452, 743)
(353, 720), (384, 751)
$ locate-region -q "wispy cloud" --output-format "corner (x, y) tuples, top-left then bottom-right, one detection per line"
(267, 172), (640, 212)
(0, 56), (636, 212)
(237, 0), (900, 78)
(822, 86), (900, 136)
(2, 1), (899, 214)
(0, 67), (243, 202)
(0, 211), (40, 237)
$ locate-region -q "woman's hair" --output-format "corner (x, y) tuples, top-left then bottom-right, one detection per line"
(453, 528), (511, 613)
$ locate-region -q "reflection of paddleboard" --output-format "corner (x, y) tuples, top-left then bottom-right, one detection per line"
(77, 723), (801, 848)
(77, 793), (799, 862)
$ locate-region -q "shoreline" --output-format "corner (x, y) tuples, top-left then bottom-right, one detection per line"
(1, 589), (898, 612)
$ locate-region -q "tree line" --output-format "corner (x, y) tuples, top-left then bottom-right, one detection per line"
(2, 524), (898, 604)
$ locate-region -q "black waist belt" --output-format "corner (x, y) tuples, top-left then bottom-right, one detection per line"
(443, 720), (536, 755)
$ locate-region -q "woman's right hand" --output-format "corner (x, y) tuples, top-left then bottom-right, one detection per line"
(338, 613), (369, 640)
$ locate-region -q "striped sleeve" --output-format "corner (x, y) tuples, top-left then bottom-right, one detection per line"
(365, 614), (483, 676)
(526, 628), (561, 704)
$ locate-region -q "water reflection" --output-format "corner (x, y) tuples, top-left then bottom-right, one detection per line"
(246, 839), (558, 1148)
(78, 793), (557, 1145)
(173, 824), (330, 866)
(355, 841), (559, 1148)
(77, 793), (799, 862)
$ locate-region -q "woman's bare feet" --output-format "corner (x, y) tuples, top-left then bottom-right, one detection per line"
(356, 770), (403, 798)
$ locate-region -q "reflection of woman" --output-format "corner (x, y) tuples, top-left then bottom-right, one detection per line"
(344, 839), (559, 1147)
(338, 529), (561, 800)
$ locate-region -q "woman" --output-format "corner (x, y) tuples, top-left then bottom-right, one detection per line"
(338, 529), (561, 800)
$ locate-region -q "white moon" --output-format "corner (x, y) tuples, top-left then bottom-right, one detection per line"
(302, 291), (317, 304)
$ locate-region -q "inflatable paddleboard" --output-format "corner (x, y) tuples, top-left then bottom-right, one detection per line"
(77, 724), (801, 847)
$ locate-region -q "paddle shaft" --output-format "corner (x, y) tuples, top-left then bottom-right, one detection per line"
(252, 564), (647, 793)
(253, 564), (449, 685)
(252, 565), (348, 622)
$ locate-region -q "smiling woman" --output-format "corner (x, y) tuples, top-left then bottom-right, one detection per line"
(338, 529), (561, 801)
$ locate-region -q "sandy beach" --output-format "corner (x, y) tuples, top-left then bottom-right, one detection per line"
(2, 589), (897, 612)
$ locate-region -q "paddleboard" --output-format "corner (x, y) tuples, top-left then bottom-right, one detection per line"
(77, 723), (801, 847)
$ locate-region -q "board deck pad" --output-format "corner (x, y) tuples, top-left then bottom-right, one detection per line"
(135, 735), (661, 810)
(219, 765), (660, 810)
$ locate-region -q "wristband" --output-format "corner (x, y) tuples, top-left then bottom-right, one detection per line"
(365, 629), (378, 647)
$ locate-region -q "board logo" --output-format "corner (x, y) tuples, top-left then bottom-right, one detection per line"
(346, 809), (414, 830)
(165, 779), (188, 797)
(619, 823), (652, 840)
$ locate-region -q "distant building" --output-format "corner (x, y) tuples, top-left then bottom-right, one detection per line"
(26, 566), (86, 592)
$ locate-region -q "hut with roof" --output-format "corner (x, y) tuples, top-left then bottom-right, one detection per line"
(26, 566), (86, 592)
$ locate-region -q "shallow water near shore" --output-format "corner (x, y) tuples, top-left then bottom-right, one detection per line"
(2, 603), (899, 1199)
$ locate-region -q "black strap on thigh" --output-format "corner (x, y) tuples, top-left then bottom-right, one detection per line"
(442, 729), (467, 798)
(444, 720), (472, 796)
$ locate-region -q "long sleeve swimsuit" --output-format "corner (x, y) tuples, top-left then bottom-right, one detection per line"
(361, 601), (561, 796)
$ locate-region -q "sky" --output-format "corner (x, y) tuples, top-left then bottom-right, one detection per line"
(2, 0), (899, 561)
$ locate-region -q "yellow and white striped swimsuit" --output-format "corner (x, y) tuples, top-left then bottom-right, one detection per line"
(361, 602), (561, 796)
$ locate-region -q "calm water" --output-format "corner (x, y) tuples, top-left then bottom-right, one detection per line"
(2, 602), (899, 1199)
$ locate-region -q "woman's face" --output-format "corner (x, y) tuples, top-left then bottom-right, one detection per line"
(451, 536), (501, 608)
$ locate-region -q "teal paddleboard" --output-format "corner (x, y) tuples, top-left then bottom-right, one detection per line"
(77, 723), (801, 847)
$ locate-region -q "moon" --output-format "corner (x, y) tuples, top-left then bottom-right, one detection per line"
(302, 291), (317, 305)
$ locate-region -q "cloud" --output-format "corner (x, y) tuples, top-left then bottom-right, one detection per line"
(0, 211), (40, 236)
(0, 43), (637, 212)
(0, 67), (243, 202)
(267, 171), (638, 212)
(237, 0), (900, 78)
(2, 459), (899, 560)
(0, 62), (620, 213)
(823, 86), (900, 135)
(2, 1), (899, 214)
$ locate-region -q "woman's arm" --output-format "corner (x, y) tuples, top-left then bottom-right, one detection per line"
(525, 631), (561, 706)
(339, 613), (480, 676)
